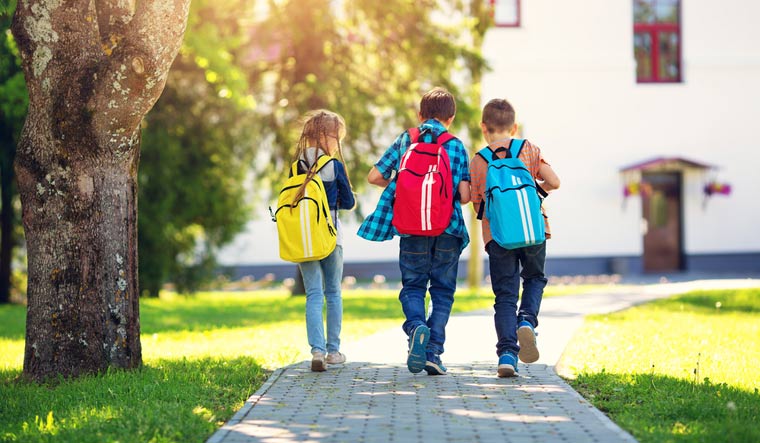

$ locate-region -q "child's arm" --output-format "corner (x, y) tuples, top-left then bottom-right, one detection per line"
(538, 162), (560, 192)
(458, 180), (471, 204)
(368, 166), (390, 188)
(336, 162), (356, 210)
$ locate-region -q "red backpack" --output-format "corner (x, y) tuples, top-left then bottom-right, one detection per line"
(392, 127), (455, 236)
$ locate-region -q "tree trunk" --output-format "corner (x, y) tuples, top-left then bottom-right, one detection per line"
(466, 0), (491, 291)
(11, 0), (190, 381)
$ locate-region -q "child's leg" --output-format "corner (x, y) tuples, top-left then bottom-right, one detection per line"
(486, 241), (521, 357)
(398, 236), (433, 338)
(517, 242), (548, 328)
(299, 260), (326, 354)
(321, 246), (344, 354)
(427, 234), (463, 356)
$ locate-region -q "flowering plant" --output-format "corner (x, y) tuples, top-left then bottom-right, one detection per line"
(704, 181), (731, 196)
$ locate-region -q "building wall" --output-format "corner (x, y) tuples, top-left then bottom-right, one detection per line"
(481, 0), (760, 259)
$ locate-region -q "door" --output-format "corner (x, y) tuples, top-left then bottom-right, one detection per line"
(641, 172), (683, 272)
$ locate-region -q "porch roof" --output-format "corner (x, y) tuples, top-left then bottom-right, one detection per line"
(619, 156), (715, 173)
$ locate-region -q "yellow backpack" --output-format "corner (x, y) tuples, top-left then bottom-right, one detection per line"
(270, 155), (337, 263)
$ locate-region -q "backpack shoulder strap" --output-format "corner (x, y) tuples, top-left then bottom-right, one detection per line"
(476, 147), (493, 164)
(314, 154), (335, 174)
(290, 155), (334, 178)
(509, 139), (526, 159)
(436, 132), (455, 145)
(407, 127), (421, 143)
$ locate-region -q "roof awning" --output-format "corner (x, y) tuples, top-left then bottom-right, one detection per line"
(620, 157), (715, 173)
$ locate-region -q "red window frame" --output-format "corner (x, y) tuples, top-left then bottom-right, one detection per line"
(489, 0), (521, 28)
(634, 1), (682, 83)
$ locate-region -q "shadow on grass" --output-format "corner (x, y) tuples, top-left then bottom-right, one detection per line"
(0, 356), (268, 443)
(139, 293), (409, 335)
(571, 371), (760, 443)
(0, 303), (26, 340)
(1, 291), (490, 339)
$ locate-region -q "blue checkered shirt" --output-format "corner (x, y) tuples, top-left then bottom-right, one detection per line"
(357, 120), (470, 250)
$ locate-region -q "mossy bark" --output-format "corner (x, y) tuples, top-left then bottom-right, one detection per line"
(11, 0), (190, 381)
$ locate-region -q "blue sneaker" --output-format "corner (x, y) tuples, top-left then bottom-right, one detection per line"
(407, 325), (430, 373)
(424, 352), (447, 375)
(497, 352), (519, 378)
(517, 320), (539, 363)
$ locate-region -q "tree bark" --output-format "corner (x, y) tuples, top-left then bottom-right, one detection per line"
(11, 0), (190, 381)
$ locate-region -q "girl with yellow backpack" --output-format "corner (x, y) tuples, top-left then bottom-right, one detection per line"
(273, 110), (355, 371)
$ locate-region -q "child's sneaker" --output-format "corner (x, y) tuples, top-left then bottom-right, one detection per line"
(517, 320), (539, 363)
(326, 352), (346, 365)
(311, 351), (326, 372)
(424, 352), (447, 375)
(497, 352), (519, 378)
(407, 325), (430, 374)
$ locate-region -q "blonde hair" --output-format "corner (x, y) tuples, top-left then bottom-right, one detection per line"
(292, 110), (350, 204)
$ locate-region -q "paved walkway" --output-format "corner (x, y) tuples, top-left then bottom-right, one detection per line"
(207, 279), (758, 443)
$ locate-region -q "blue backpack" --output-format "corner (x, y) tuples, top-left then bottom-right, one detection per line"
(477, 139), (546, 249)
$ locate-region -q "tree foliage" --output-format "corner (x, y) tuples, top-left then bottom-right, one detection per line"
(138, 0), (489, 294)
(138, 0), (257, 297)
(246, 0), (486, 201)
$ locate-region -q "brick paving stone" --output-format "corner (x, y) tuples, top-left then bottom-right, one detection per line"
(208, 280), (759, 443)
(208, 362), (637, 443)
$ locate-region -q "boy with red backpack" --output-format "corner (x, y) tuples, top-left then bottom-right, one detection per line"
(360, 87), (471, 375)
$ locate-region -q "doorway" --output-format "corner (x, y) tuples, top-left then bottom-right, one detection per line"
(641, 172), (683, 272)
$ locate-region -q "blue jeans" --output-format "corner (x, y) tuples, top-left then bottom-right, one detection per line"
(299, 246), (343, 354)
(486, 240), (548, 357)
(398, 234), (462, 356)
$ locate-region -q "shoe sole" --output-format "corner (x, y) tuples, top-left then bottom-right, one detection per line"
(424, 361), (447, 376)
(517, 326), (539, 363)
(407, 325), (430, 374)
(497, 363), (516, 378)
(311, 358), (326, 372)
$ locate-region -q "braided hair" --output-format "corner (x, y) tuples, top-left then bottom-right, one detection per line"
(292, 110), (350, 204)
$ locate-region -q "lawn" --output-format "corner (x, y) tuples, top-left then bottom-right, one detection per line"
(0, 287), (501, 443)
(561, 288), (760, 443)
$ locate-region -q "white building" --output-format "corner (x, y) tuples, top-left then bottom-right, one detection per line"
(480, 0), (760, 275)
(220, 0), (760, 280)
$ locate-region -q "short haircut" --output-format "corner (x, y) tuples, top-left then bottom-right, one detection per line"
(481, 98), (516, 133)
(419, 87), (456, 121)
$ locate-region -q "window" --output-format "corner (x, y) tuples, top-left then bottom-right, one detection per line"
(633, 0), (681, 83)
(490, 0), (520, 27)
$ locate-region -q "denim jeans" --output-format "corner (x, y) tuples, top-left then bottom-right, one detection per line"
(398, 234), (462, 356)
(486, 240), (548, 357)
(299, 246), (343, 354)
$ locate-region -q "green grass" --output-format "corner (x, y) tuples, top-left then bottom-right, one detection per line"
(0, 284), (621, 442)
(0, 287), (502, 442)
(561, 288), (760, 443)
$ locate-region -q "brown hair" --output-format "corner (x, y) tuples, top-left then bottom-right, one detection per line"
(419, 87), (456, 121)
(291, 110), (349, 205)
(481, 98), (516, 133)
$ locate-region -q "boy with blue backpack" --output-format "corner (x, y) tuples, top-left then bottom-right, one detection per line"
(470, 98), (560, 377)
(360, 87), (471, 375)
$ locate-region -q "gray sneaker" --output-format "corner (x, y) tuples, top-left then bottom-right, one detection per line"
(517, 321), (539, 363)
(326, 352), (346, 365)
(311, 351), (326, 372)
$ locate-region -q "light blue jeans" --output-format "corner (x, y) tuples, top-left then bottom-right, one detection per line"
(298, 246), (343, 354)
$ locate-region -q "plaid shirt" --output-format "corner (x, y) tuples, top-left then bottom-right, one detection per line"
(358, 120), (470, 250)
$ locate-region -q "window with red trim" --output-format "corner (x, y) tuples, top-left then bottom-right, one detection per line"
(489, 0), (521, 27)
(634, 0), (681, 83)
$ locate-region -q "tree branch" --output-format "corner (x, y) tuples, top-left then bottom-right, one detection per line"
(90, 0), (191, 150)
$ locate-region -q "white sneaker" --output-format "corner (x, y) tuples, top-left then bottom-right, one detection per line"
(326, 352), (346, 365)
